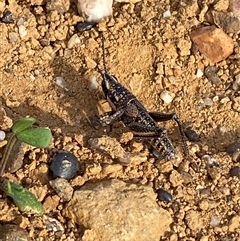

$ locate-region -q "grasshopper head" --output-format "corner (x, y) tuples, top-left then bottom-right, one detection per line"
(101, 73), (121, 110)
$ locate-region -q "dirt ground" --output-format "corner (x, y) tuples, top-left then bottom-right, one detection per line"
(0, 0), (240, 240)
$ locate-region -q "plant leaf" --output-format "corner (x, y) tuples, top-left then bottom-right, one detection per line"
(16, 127), (52, 148)
(12, 117), (36, 134)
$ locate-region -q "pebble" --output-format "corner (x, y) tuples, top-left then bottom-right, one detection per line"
(17, 17), (24, 26)
(196, 69), (204, 78)
(210, 216), (221, 227)
(50, 152), (79, 180)
(44, 216), (64, 233)
(67, 34), (81, 49)
(0, 224), (30, 241)
(89, 75), (99, 90)
(55, 76), (67, 88)
(229, 166), (240, 178)
(226, 142), (240, 154)
(163, 10), (171, 18)
(46, 0), (70, 13)
(0, 130), (6, 140)
(230, 0), (240, 18)
(49, 178), (74, 202)
(76, 21), (96, 32)
(212, 10), (240, 34)
(64, 179), (172, 241)
(160, 91), (174, 104)
(156, 188), (173, 202)
(232, 150), (240, 162)
(232, 73), (240, 91)
(184, 128), (200, 142)
(204, 66), (221, 85)
(77, 0), (113, 22)
(8, 32), (18, 43)
(1, 9), (14, 23)
(203, 97), (213, 106)
(190, 26), (234, 63)
(18, 25), (27, 38)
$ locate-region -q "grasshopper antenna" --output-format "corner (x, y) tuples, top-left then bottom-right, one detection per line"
(96, 32), (108, 76)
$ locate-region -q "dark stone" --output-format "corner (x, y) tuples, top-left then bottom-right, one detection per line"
(156, 188), (173, 202)
(50, 152), (79, 180)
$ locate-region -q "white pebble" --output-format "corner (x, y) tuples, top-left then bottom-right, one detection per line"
(56, 76), (66, 88)
(67, 34), (81, 49)
(18, 25), (27, 38)
(89, 75), (99, 90)
(17, 17), (24, 26)
(160, 91), (174, 104)
(8, 32), (18, 43)
(203, 97), (213, 106)
(77, 0), (113, 22)
(232, 73), (240, 91)
(196, 69), (203, 78)
(0, 130), (6, 141)
(163, 10), (171, 18)
(210, 216), (221, 227)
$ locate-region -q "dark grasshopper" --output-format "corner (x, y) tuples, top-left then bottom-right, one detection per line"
(97, 34), (189, 160)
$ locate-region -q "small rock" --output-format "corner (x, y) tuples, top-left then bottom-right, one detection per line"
(210, 216), (221, 227)
(0, 224), (30, 241)
(0, 130), (6, 140)
(163, 10), (171, 18)
(204, 66), (221, 85)
(156, 188), (173, 202)
(8, 32), (18, 43)
(232, 73), (240, 90)
(160, 91), (174, 104)
(49, 178), (74, 202)
(64, 179), (172, 241)
(233, 96), (240, 112)
(228, 215), (240, 232)
(44, 216), (64, 232)
(232, 150), (240, 162)
(196, 68), (204, 78)
(76, 21), (96, 32)
(115, 0), (141, 2)
(18, 25), (27, 38)
(229, 0), (240, 19)
(203, 97), (213, 106)
(77, 0), (113, 22)
(46, 0), (70, 13)
(67, 34), (81, 49)
(1, 9), (14, 23)
(213, 0), (229, 11)
(169, 170), (183, 187)
(50, 152), (79, 180)
(56, 76), (67, 89)
(229, 166), (240, 178)
(226, 142), (240, 154)
(212, 11), (240, 34)
(190, 26), (234, 63)
(185, 210), (204, 231)
(89, 75), (99, 90)
(184, 128), (200, 142)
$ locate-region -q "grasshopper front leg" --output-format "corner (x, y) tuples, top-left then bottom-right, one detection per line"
(99, 109), (125, 126)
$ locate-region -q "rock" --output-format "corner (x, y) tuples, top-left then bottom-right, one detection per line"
(184, 128), (200, 142)
(190, 26), (234, 63)
(213, 0), (230, 11)
(1, 9), (14, 23)
(49, 178), (74, 202)
(226, 142), (240, 154)
(77, 0), (113, 22)
(64, 179), (172, 241)
(0, 224), (30, 241)
(228, 215), (240, 232)
(185, 210), (204, 231)
(67, 34), (81, 49)
(204, 66), (221, 85)
(229, 166), (240, 178)
(115, 0), (141, 3)
(212, 11), (240, 34)
(229, 0), (240, 19)
(46, 0), (70, 13)
(160, 90), (175, 104)
(18, 25), (27, 39)
(156, 188), (173, 202)
(169, 170), (183, 187)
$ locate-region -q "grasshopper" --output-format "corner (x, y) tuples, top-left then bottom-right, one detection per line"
(97, 33), (189, 160)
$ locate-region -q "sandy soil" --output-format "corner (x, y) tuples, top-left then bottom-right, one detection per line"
(0, 0), (240, 240)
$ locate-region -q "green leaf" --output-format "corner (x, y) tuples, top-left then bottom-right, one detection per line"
(12, 117), (36, 134)
(16, 127), (52, 148)
(6, 181), (44, 215)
